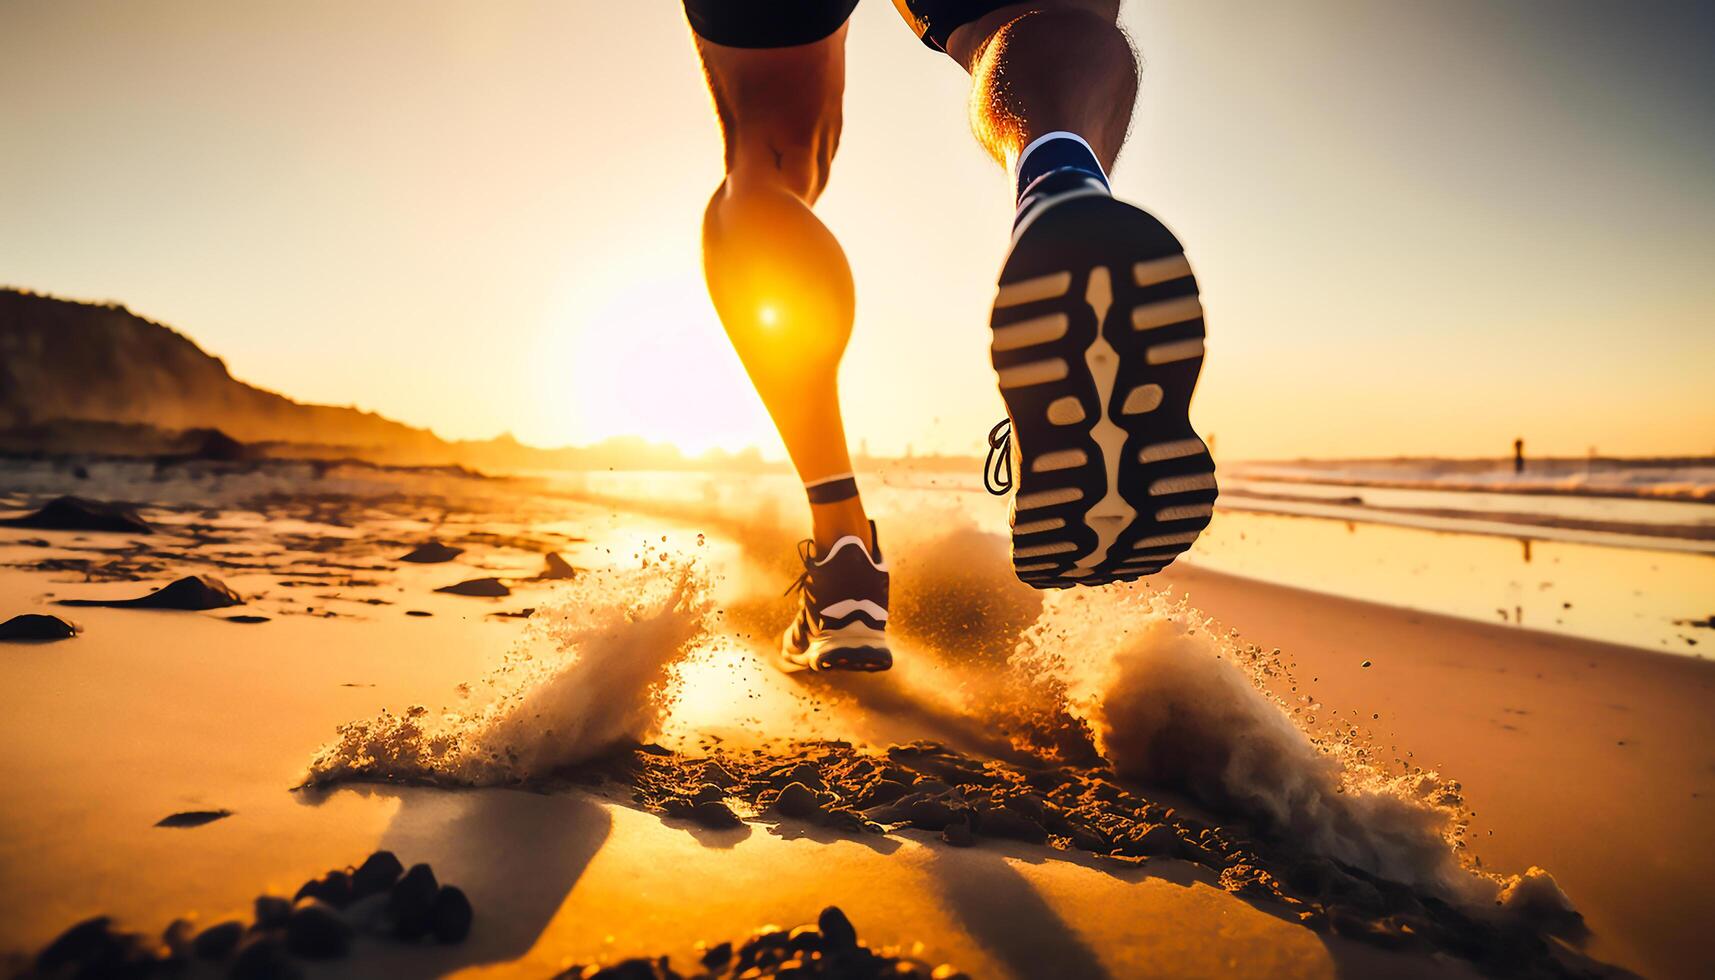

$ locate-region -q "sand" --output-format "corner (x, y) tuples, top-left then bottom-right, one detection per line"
(0, 460), (1707, 978)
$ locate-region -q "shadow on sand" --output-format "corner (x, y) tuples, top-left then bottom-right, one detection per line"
(295, 783), (610, 975)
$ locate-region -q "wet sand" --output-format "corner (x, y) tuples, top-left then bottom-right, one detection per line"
(1156, 563), (1715, 980)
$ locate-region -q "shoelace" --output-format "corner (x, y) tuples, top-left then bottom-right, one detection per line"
(984, 418), (1013, 496)
(783, 537), (817, 597)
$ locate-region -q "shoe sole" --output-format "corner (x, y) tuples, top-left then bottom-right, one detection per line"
(991, 194), (1216, 589)
(777, 631), (893, 674)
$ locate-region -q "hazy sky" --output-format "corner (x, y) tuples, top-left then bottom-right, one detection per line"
(3, 1), (1712, 460)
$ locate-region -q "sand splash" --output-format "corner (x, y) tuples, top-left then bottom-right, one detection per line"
(301, 563), (712, 787)
(1012, 584), (1576, 922)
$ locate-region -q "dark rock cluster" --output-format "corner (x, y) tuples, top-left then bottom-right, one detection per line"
(16, 851), (472, 979)
(555, 905), (966, 980)
(604, 741), (1594, 979)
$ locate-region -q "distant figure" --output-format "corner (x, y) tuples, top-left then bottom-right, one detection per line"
(1514, 438), (1525, 475)
(687, 0), (1215, 673)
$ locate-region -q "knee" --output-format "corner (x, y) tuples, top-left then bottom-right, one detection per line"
(726, 111), (843, 203)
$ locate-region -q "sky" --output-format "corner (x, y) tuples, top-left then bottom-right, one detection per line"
(2, 0), (1712, 461)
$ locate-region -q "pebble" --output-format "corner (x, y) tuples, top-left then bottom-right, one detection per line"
(940, 819), (975, 847)
(286, 897), (354, 958)
(774, 781), (823, 818)
(351, 850), (406, 899)
(700, 939), (733, 969)
(155, 808), (232, 828)
(692, 800), (742, 829)
(435, 577), (511, 598)
(59, 574), (243, 610)
(294, 868), (354, 908)
(431, 885), (474, 943)
(388, 863), (440, 939)
(161, 917), (195, 959)
(818, 906), (858, 950)
(0, 613), (78, 641)
(254, 894), (292, 930)
(399, 540), (463, 563)
(541, 551), (578, 579)
(230, 934), (302, 980)
(193, 919), (246, 960)
(0, 495), (153, 534)
(35, 916), (117, 972)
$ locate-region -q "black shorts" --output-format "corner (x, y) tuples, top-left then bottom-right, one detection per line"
(683, 0), (1018, 53)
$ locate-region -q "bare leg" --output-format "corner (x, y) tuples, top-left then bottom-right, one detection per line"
(694, 26), (869, 551)
(946, 1), (1137, 171)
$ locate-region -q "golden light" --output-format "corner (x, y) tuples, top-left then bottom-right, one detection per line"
(758, 305), (780, 328)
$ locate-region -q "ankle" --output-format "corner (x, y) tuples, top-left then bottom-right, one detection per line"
(810, 497), (871, 554)
(1014, 131), (1110, 203)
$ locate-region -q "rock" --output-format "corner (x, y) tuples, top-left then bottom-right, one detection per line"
(858, 778), (910, 807)
(388, 863), (439, 940)
(294, 869), (354, 908)
(35, 916), (116, 972)
(155, 808), (232, 828)
(285, 897), (353, 958)
(179, 428), (248, 462)
(588, 959), (660, 980)
(224, 615), (270, 624)
(193, 920), (245, 960)
(398, 540), (463, 563)
(941, 819), (975, 847)
(692, 800), (742, 829)
(900, 796), (962, 831)
(58, 574), (243, 610)
(974, 805), (1046, 844)
(775, 781), (823, 818)
(405, 610), (433, 617)
(254, 894), (292, 930)
(787, 924), (822, 954)
(435, 577), (510, 598)
(701, 940), (734, 969)
(1117, 823), (1180, 857)
(818, 906), (857, 950)
(822, 807), (877, 834)
(700, 760), (737, 787)
(230, 934), (302, 980)
(431, 885), (473, 943)
(541, 551), (577, 579)
(0, 613), (78, 641)
(162, 917), (196, 959)
(0, 496), (153, 534)
(769, 762), (824, 790)
(351, 850), (405, 899)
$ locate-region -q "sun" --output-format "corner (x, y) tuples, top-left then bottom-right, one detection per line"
(527, 274), (774, 457)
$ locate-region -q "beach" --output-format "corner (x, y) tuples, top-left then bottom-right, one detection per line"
(1, 458), (1708, 978)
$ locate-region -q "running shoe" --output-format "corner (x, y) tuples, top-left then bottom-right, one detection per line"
(779, 522), (892, 672)
(986, 179), (1216, 589)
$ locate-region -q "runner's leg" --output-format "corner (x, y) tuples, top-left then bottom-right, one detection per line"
(690, 20), (870, 552)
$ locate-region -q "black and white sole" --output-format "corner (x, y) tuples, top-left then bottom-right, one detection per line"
(777, 628), (893, 674)
(991, 192), (1216, 589)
